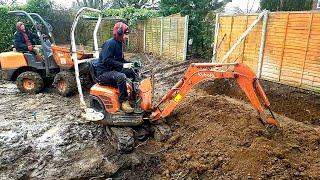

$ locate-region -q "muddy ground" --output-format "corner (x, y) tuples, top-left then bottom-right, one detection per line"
(0, 53), (319, 179)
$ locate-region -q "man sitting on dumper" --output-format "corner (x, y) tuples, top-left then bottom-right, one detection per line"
(14, 21), (39, 52)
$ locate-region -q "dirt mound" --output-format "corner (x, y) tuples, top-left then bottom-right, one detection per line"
(201, 79), (320, 124)
(153, 90), (320, 179)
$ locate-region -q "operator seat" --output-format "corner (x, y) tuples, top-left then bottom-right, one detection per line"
(87, 58), (100, 83)
(87, 59), (116, 87)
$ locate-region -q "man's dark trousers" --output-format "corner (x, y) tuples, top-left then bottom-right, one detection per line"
(98, 69), (135, 102)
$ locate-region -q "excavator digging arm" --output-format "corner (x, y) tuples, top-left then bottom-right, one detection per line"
(150, 63), (279, 126)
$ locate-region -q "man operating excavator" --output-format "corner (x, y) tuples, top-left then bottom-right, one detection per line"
(94, 22), (135, 113)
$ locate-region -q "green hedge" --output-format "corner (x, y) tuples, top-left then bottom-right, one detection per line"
(0, 5), (159, 52)
(0, 5), (20, 52)
(102, 7), (159, 25)
(260, 0), (312, 11)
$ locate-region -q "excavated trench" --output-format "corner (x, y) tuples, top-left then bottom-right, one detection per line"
(0, 53), (319, 179)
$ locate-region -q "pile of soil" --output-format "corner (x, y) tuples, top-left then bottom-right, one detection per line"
(151, 90), (320, 179)
(201, 79), (320, 124)
(0, 53), (319, 179)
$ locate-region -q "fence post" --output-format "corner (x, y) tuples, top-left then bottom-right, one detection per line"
(143, 20), (146, 53)
(212, 13), (220, 63)
(160, 17), (163, 57)
(257, 11), (269, 78)
(183, 15), (189, 61)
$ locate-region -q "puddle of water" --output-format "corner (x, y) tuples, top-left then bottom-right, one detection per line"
(0, 130), (19, 143)
(0, 82), (19, 94)
(36, 125), (64, 149)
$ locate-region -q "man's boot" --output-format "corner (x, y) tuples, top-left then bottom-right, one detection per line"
(121, 100), (134, 113)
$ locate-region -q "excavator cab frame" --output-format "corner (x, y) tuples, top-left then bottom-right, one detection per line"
(70, 7), (106, 120)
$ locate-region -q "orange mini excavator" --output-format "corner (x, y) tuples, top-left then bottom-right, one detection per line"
(70, 8), (279, 153)
(83, 60), (279, 152)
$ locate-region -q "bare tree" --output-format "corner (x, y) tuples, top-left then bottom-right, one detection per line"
(75, 0), (152, 9)
(0, 0), (17, 5)
(112, 0), (149, 8)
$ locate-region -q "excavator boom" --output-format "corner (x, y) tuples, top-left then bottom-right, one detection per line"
(150, 63), (279, 126)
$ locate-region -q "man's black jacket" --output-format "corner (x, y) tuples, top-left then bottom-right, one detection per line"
(95, 38), (129, 76)
(14, 31), (39, 52)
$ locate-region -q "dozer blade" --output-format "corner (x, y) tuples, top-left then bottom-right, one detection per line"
(98, 112), (144, 127)
(82, 108), (104, 121)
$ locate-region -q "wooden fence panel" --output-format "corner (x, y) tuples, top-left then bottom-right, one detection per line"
(229, 16), (247, 63)
(145, 19), (161, 55)
(280, 13), (310, 86)
(261, 13), (288, 81)
(242, 16), (262, 71)
(302, 13), (320, 91)
(143, 15), (188, 61)
(162, 18), (171, 59)
(216, 16), (233, 62)
(216, 15), (262, 71)
(127, 22), (144, 52)
(216, 11), (320, 92)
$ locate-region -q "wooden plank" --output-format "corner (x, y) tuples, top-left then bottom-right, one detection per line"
(283, 48), (308, 54)
(262, 57), (282, 64)
(280, 73), (304, 80)
(287, 13), (312, 18)
(303, 65), (320, 71)
(265, 29), (287, 33)
(262, 63), (281, 69)
(262, 71), (281, 77)
(304, 60), (320, 66)
(303, 72), (320, 78)
(304, 63), (320, 68)
(262, 65), (281, 71)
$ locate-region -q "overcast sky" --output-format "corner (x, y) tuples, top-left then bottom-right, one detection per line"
(15, 0), (73, 7)
(16, 0), (260, 12)
(52, 0), (260, 11)
(225, 0), (260, 13)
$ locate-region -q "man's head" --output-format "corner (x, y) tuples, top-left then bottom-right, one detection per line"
(16, 22), (25, 32)
(113, 22), (129, 43)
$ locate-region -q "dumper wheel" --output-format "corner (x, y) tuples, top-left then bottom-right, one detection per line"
(16, 71), (44, 94)
(53, 71), (76, 97)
